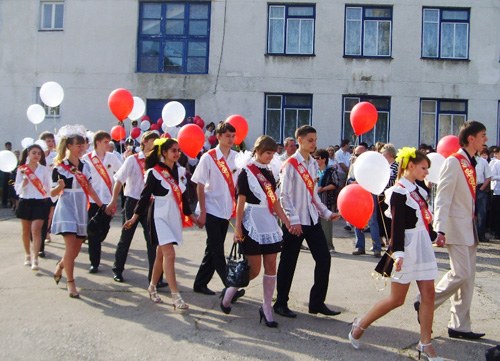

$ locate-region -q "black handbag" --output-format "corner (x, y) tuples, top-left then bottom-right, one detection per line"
(374, 247), (395, 278)
(225, 243), (250, 287)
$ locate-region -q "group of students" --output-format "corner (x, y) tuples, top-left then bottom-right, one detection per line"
(13, 119), (489, 360)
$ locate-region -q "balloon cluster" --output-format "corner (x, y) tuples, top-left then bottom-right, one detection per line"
(26, 81), (65, 125)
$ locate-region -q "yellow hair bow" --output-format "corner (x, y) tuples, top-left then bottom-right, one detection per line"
(153, 138), (168, 156)
(396, 147), (416, 170)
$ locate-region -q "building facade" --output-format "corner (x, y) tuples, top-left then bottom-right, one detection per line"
(0, 0), (499, 150)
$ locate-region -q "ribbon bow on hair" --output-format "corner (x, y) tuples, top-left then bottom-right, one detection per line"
(153, 138), (168, 157)
(396, 147), (416, 170)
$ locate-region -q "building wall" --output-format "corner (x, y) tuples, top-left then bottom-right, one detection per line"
(0, 0), (499, 150)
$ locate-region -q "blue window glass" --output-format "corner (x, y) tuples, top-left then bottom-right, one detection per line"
(344, 6), (392, 57)
(264, 94), (312, 142)
(138, 2), (210, 74)
(422, 7), (470, 60)
(267, 5), (315, 55)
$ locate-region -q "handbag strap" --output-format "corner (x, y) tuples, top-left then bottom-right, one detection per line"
(229, 243), (238, 260)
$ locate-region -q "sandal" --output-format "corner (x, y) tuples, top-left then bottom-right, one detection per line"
(147, 284), (163, 304)
(172, 292), (189, 310)
(348, 317), (366, 349)
(67, 280), (80, 299)
(24, 254), (31, 267)
(53, 260), (64, 285)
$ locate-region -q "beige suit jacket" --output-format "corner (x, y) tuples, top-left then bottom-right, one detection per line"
(433, 148), (476, 246)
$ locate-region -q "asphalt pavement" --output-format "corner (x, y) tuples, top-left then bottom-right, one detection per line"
(0, 207), (498, 361)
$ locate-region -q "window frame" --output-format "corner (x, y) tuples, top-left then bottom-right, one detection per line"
(421, 7), (470, 60)
(342, 95), (391, 145)
(137, 1), (211, 74)
(343, 5), (393, 58)
(264, 93), (313, 143)
(266, 4), (316, 56)
(39, 1), (64, 31)
(419, 98), (468, 147)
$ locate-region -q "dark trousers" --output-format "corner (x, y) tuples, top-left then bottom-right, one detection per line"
(491, 195), (500, 238)
(275, 222), (331, 309)
(193, 213), (229, 289)
(475, 186), (489, 241)
(88, 203), (112, 267)
(113, 197), (156, 281)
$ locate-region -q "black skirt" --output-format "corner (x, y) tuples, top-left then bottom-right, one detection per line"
(239, 225), (282, 256)
(16, 198), (50, 221)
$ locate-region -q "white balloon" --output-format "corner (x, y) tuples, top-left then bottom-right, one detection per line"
(26, 104), (46, 125)
(426, 152), (446, 184)
(161, 122), (169, 133)
(162, 101), (186, 127)
(21, 137), (34, 149)
(168, 126), (179, 138)
(353, 151), (390, 195)
(140, 120), (150, 131)
(0, 150), (18, 172)
(34, 139), (48, 152)
(40, 81), (64, 107)
(152, 130), (160, 136)
(129, 97), (146, 121)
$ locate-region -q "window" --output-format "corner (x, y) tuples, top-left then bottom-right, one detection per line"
(267, 5), (315, 55)
(265, 94), (312, 142)
(138, 2), (211, 74)
(419, 99), (467, 146)
(342, 96), (390, 145)
(422, 8), (470, 59)
(344, 6), (392, 57)
(40, 1), (64, 30)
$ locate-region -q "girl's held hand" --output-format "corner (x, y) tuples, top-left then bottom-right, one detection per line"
(123, 215), (138, 230)
(395, 257), (404, 272)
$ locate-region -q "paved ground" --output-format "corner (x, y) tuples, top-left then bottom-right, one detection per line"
(0, 207), (498, 361)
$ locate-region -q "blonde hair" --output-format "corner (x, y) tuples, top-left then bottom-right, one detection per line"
(54, 135), (85, 165)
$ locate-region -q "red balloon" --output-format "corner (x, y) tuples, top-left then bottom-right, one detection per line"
(226, 114), (248, 145)
(337, 184), (374, 229)
(150, 123), (160, 131)
(208, 135), (217, 146)
(110, 125), (126, 141)
(350, 102), (378, 136)
(157, 118), (163, 128)
(436, 135), (460, 158)
(130, 127), (141, 139)
(178, 124), (204, 158)
(161, 132), (171, 139)
(108, 88), (134, 121)
(193, 115), (205, 129)
(141, 115), (150, 121)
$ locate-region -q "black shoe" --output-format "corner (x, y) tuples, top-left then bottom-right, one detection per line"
(113, 273), (124, 283)
(219, 288), (231, 314)
(414, 301), (420, 324)
(448, 328), (485, 340)
(193, 285), (216, 295)
(231, 289), (245, 304)
(300, 244), (309, 251)
(344, 225), (352, 231)
(259, 307), (278, 328)
(273, 304), (297, 318)
(38, 251), (46, 258)
(352, 249), (366, 256)
(308, 304), (341, 316)
(88, 266), (99, 274)
(156, 281), (169, 289)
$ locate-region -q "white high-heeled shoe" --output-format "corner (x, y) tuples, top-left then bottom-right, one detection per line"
(416, 341), (444, 361)
(348, 317), (365, 349)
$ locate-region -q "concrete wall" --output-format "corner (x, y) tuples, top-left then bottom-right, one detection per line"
(0, 0), (499, 150)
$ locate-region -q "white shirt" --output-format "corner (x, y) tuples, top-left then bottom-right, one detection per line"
(489, 158), (500, 195)
(46, 151), (57, 169)
(113, 152), (146, 200)
(475, 156), (491, 185)
(14, 164), (52, 199)
(279, 151), (333, 226)
(82, 151), (122, 204)
(191, 146), (238, 219)
(335, 148), (351, 175)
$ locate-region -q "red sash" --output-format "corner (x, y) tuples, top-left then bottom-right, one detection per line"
(208, 149), (236, 217)
(246, 164), (277, 215)
(134, 154), (145, 176)
(88, 153), (112, 194)
(59, 162), (91, 203)
(153, 165), (193, 228)
(452, 153), (476, 202)
(19, 165), (47, 197)
(285, 157), (316, 199)
(398, 182), (432, 232)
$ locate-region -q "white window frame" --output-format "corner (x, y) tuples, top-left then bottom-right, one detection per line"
(40, 1), (64, 31)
